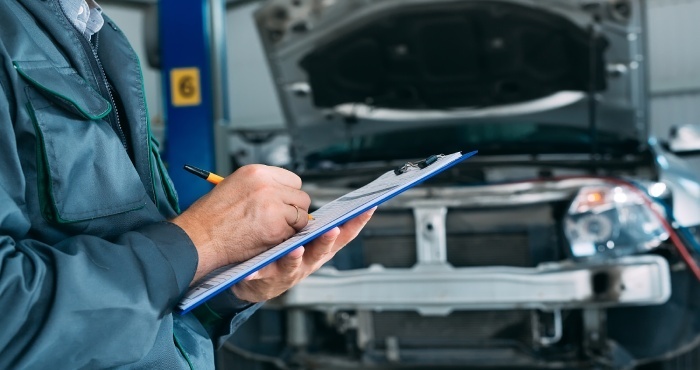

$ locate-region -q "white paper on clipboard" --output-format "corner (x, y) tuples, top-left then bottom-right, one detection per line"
(177, 150), (477, 313)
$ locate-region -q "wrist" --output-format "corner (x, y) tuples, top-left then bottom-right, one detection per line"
(170, 215), (221, 283)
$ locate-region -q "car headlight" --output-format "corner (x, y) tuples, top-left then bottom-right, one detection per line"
(564, 184), (669, 259)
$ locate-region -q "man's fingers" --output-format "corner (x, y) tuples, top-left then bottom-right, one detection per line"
(333, 207), (376, 249)
(285, 204), (310, 230)
(285, 204), (300, 227)
(276, 245), (305, 274)
(304, 227), (340, 263)
(243, 245), (304, 281)
(234, 207), (375, 303)
(277, 187), (310, 228)
(243, 270), (260, 281)
(294, 207), (310, 229)
(268, 166), (303, 189)
(278, 187), (311, 210)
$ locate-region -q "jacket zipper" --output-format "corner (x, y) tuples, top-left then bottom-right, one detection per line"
(74, 29), (129, 153)
(91, 34), (128, 151)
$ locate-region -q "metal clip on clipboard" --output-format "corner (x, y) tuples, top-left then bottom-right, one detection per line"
(394, 154), (445, 175)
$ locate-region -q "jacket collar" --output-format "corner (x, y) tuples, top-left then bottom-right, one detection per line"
(17, 0), (102, 91)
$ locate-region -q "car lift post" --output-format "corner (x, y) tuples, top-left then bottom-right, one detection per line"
(159, 0), (230, 209)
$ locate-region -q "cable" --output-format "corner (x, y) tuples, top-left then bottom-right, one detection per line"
(487, 175), (700, 281)
(562, 175), (700, 281)
(606, 177), (700, 282)
(677, 227), (700, 254)
(220, 341), (290, 370)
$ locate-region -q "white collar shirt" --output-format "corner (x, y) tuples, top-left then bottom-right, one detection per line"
(58, 0), (104, 40)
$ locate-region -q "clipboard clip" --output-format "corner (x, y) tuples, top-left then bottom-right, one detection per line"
(394, 154), (444, 175)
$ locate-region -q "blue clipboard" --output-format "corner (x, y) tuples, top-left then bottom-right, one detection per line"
(178, 150), (477, 314)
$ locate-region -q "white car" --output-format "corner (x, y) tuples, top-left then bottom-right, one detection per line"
(222, 1), (700, 369)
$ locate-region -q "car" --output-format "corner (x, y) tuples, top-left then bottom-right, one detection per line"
(220, 0), (700, 369)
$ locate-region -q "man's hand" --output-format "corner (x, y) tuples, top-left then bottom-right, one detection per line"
(231, 207), (375, 302)
(172, 165), (311, 283)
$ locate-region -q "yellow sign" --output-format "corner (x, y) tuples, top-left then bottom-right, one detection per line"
(170, 67), (201, 107)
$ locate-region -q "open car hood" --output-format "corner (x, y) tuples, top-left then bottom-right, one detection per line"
(254, 0), (648, 161)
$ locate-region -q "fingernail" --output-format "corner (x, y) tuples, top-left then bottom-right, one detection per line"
(367, 207), (377, 216)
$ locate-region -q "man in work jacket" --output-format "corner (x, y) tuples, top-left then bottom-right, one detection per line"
(0, 1), (374, 368)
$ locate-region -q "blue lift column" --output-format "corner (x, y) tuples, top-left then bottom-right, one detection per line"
(159, 0), (228, 209)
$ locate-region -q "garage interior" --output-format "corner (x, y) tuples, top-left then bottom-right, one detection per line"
(81, 0), (700, 369)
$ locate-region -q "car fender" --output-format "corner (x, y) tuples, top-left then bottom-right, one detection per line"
(650, 137), (700, 227)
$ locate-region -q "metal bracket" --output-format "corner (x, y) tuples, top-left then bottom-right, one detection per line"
(414, 206), (448, 264)
(532, 309), (563, 346)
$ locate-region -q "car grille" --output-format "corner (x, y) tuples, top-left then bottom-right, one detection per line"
(363, 235), (417, 268)
(347, 204), (561, 269)
(446, 232), (533, 267)
(371, 310), (532, 348)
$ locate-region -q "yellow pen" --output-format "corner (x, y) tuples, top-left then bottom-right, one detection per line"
(183, 164), (314, 220)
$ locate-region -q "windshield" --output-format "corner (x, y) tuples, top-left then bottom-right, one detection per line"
(305, 122), (639, 166)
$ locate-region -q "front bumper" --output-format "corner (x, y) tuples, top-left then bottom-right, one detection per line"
(280, 255), (671, 313)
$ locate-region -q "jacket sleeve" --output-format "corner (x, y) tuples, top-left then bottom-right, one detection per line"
(0, 78), (199, 368)
(193, 289), (264, 348)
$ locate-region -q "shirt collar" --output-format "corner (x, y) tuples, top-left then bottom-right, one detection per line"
(58, 0), (104, 40)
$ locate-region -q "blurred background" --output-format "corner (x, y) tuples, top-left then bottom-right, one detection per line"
(103, 1), (700, 369)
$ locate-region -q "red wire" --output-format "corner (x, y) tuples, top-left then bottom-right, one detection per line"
(604, 177), (700, 281)
(496, 175), (700, 281)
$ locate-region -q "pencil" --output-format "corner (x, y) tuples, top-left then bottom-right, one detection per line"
(183, 164), (314, 220)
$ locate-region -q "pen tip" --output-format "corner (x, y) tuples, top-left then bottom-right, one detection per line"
(183, 164), (209, 179)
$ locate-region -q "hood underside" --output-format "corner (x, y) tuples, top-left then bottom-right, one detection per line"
(255, 0), (647, 161)
(299, 1), (607, 110)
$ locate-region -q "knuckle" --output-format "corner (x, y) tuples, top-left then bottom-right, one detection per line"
(301, 192), (311, 209)
(241, 165), (274, 184)
(244, 164), (268, 176)
(283, 169), (302, 188)
(293, 174), (303, 188)
(237, 164), (257, 177)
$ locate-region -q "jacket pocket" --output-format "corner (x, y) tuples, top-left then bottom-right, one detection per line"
(16, 60), (148, 223)
(150, 135), (181, 214)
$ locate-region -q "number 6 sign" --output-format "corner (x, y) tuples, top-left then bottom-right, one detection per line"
(170, 67), (202, 107)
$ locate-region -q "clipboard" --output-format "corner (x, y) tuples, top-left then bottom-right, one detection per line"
(178, 150), (477, 313)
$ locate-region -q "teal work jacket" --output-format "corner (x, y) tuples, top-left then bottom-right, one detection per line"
(0, 1), (259, 368)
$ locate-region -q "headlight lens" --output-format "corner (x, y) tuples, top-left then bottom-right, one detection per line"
(564, 185), (669, 259)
